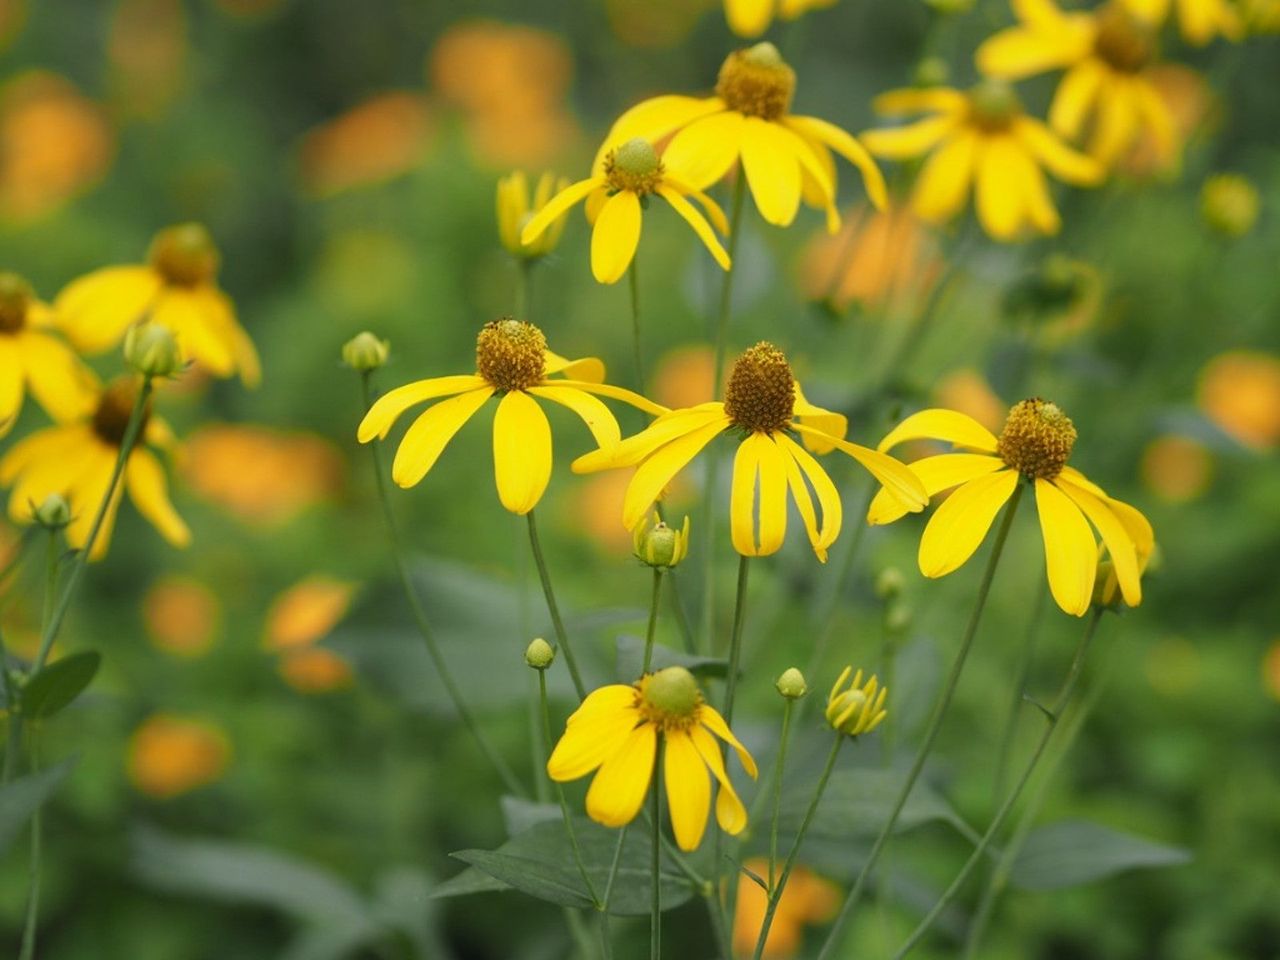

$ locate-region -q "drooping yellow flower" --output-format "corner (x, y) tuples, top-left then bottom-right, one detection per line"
(547, 666), (758, 851)
(497, 170), (571, 260)
(867, 399), (1155, 616)
(574, 342), (927, 562)
(0, 376), (190, 560)
(976, 1), (1182, 169)
(0, 271), (97, 436)
(723, 0), (838, 38)
(861, 81), (1103, 241)
(521, 137), (730, 284)
(1122, 0), (1242, 44)
(359, 319), (663, 515)
(733, 857), (840, 958)
(55, 222), (260, 386)
(127, 713), (231, 800)
(597, 43), (887, 232)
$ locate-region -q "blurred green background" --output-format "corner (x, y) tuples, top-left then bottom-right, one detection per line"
(0, 0), (1277, 957)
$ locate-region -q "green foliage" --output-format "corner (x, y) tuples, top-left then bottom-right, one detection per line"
(1008, 819), (1193, 891)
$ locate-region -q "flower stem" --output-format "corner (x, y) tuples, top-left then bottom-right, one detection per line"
(526, 508), (587, 700)
(515, 258), (533, 321)
(538, 670), (600, 906)
(643, 569), (663, 673)
(992, 573), (1048, 802)
(814, 482), (1024, 960)
(359, 375), (526, 797)
(721, 555), (751, 725)
(599, 827), (628, 957)
(752, 734), (845, 960)
(651, 742), (664, 960)
(17, 736), (41, 960)
(768, 698), (796, 893)
(890, 607), (1104, 959)
(630, 258), (645, 392)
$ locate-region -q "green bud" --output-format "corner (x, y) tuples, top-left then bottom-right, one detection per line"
(124, 323), (184, 378)
(913, 56), (949, 88)
(525, 637), (556, 670)
(342, 331), (389, 372)
(875, 567), (905, 600)
(632, 514), (690, 569)
(33, 493), (71, 529)
(775, 667), (807, 699)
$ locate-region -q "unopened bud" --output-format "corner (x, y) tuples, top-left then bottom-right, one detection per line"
(913, 56), (949, 88)
(885, 601), (912, 634)
(875, 567), (905, 600)
(33, 493), (71, 529)
(632, 513), (690, 569)
(342, 331), (389, 372)
(775, 667), (807, 699)
(124, 323), (183, 378)
(525, 637), (555, 670)
(1201, 174), (1259, 239)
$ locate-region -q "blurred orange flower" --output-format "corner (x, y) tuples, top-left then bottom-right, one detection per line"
(1140, 435), (1212, 503)
(181, 424), (346, 526)
(128, 713), (231, 799)
(108, 0), (187, 119)
(1197, 350), (1280, 450)
(265, 575), (357, 693)
(933, 369), (1006, 434)
(298, 92), (435, 198)
(213, 0), (285, 16)
(0, 71), (114, 224)
(572, 471), (635, 553)
(1123, 65), (1215, 178)
(279, 648), (354, 693)
(651, 345), (723, 410)
(799, 205), (939, 315)
(143, 575), (220, 658)
(732, 858), (840, 958)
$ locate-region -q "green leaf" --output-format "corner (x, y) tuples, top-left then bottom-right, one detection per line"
(428, 866), (512, 900)
(0, 757), (77, 856)
(21, 651), (101, 720)
(779, 768), (976, 842)
(1009, 820), (1192, 890)
(500, 796), (560, 836)
(615, 635), (729, 681)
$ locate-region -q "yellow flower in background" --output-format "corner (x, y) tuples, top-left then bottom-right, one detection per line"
(278, 649), (354, 693)
(574, 342), (927, 561)
(1200, 173), (1260, 238)
(264, 576), (357, 652)
(297, 92), (435, 198)
(1122, 0), (1242, 44)
(976, 1), (1181, 169)
(143, 575), (220, 657)
(724, 0), (838, 38)
(1242, 0), (1280, 32)
(547, 666), (758, 851)
(733, 857), (840, 958)
(861, 81), (1103, 241)
(128, 713), (231, 799)
(1197, 350), (1280, 450)
(869, 399), (1154, 616)
(933, 369), (1006, 434)
(0, 377), (189, 560)
(497, 170), (571, 259)
(825, 666), (889, 737)
(359, 319), (664, 515)
(0, 271), (98, 436)
(1140, 435), (1212, 503)
(55, 223), (261, 386)
(522, 137), (730, 284)
(599, 43), (886, 232)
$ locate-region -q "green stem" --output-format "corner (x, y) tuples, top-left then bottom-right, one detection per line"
(17, 736), (40, 960)
(751, 734), (844, 960)
(515, 258), (533, 321)
(599, 827), (628, 958)
(814, 483), (1024, 960)
(768, 699), (795, 893)
(651, 742), (663, 960)
(539, 671), (600, 906)
(721, 555), (751, 725)
(526, 509), (587, 700)
(643, 569), (663, 673)
(630, 258), (645, 392)
(360, 376), (526, 797)
(891, 607), (1103, 959)
(992, 574), (1048, 802)
(0, 625), (18, 782)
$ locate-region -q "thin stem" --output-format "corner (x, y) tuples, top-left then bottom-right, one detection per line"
(891, 607), (1103, 959)
(360, 376), (526, 797)
(650, 742), (663, 960)
(751, 734), (845, 960)
(643, 569), (663, 673)
(768, 699), (796, 893)
(712, 175), (748, 400)
(515, 258), (533, 320)
(539, 671), (600, 906)
(815, 483), (1024, 960)
(721, 555), (751, 725)
(630, 258), (645, 391)
(526, 509), (587, 700)
(17, 735), (40, 960)
(599, 827), (628, 957)
(0, 625), (18, 782)
(992, 575), (1048, 802)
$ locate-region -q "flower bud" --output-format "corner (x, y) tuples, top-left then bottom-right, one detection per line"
(342, 331), (389, 372)
(33, 493), (71, 530)
(632, 513), (690, 569)
(775, 667), (807, 699)
(825, 666), (888, 738)
(525, 637), (555, 670)
(124, 323), (183, 378)
(913, 56), (949, 88)
(875, 567), (905, 600)
(497, 170), (571, 260)
(1201, 174), (1259, 239)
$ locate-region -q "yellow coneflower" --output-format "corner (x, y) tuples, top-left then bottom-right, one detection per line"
(976, 1), (1182, 169)
(358, 319), (663, 515)
(0, 377), (189, 560)
(55, 222), (261, 386)
(868, 399), (1155, 616)
(521, 137), (730, 284)
(574, 342), (927, 561)
(1122, 0), (1242, 45)
(0, 271), (97, 436)
(597, 43), (886, 231)
(496, 169), (572, 260)
(723, 0), (839, 38)
(824, 667), (888, 737)
(547, 666), (758, 851)
(861, 81), (1103, 241)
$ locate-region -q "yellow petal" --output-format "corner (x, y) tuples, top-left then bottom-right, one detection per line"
(65, 444), (122, 562)
(755, 434), (789, 556)
(126, 448), (191, 548)
(698, 703), (758, 778)
(0, 340), (22, 434)
(548, 696), (641, 781)
(359, 375), (489, 443)
(390, 387), (493, 487)
(807, 427), (928, 514)
(730, 433), (768, 556)
(1014, 116), (1104, 185)
(725, 0), (774, 36)
(657, 186), (731, 271)
(777, 433), (842, 561)
(975, 23), (1092, 79)
(976, 135), (1029, 241)
(867, 452), (1007, 525)
(591, 191), (643, 285)
(555, 380), (670, 417)
(4, 427), (96, 520)
(793, 382), (847, 451)
(594, 96), (725, 174)
(1131, 78), (1178, 167)
(861, 115), (958, 160)
(664, 730), (712, 851)
(1102, 495), (1155, 564)
(1016, 147), (1062, 235)
(1049, 60), (1106, 139)
(150, 289), (237, 376)
(574, 403), (725, 473)
(544, 351), (606, 383)
(1058, 464), (1107, 497)
(662, 111), (745, 191)
(877, 408), (1000, 453)
(740, 117), (803, 227)
(912, 131), (979, 225)
(1014, 0), (1073, 26)
(585, 723), (656, 829)
(1088, 78), (1138, 165)
(918, 470), (1019, 578)
(527, 385), (622, 451)
(689, 725), (748, 836)
(1056, 477), (1141, 607)
(1, 422), (85, 484)
(1034, 477), (1097, 616)
(55, 266), (162, 354)
(621, 415), (730, 529)
(522, 177), (601, 246)
(492, 390), (552, 515)
(872, 87), (969, 116)
(785, 114), (888, 211)
(19, 331), (99, 423)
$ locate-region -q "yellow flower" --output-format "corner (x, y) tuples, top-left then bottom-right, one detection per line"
(546, 666), (758, 851)
(497, 170), (571, 259)
(1122, 0), (1242, 44)
(597, 43), (887, 232)
(359, 319), (663, 515)
(976, 0), (1182, 169)
(127, 713), (231, 799)
(55, 222), (261, 386)
(1242, 0), (1280, 33)
(732, 858), (839, 958)
(723, 0), (838, 38)
(1197, 350), (1280, 450)
(1200, 173), (1260, 238)
(825, 666), (888, 737)
(521, 137), (730, 284)
(573, 342), (927, 562)
(297, 91), (435, 198)
(861, 81), (1103, 241)
(0, 376), (190, 560)
(868, 399), (1155, 616)
(0, 271), (97, 436)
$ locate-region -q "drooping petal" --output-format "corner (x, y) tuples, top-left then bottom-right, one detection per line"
(778, 441), (822, 560)
(591, 191), (643, 285)
(192, 287), (261, 387)
(657, 186), (731, 270)
(754, 434), (789, 556)
(796, 425), (928, 513)
(521, 177), (603, 247)
(55, 266), (163, 354)
(1034, 477), (1097, 616)
(1131, 78), (1178, 168)
(1013, 116), (1105, 185)
(976, 23), (1092, 79)
(911, 131), (979, 225)
(664, 730), (712, 851)
(543, 351), (606, 383)
(698, 704), (758, 778)
(777, 433), (843, 560)
(976, 135), (1030, 241)
(730, 432), (765, 557)
(1018, 150), (1062, 235)
(14, 332), (99, 424)
(65, 444), (123, 561)
(548, 699), (641, 780)
(493, 390), (553, 515)
(785, 114), (888, 211)
(1057, 464), (1107, 497)
(554, 380), (670, 417)
(390, 387), (493, 487)
(573, 404), (725, 473)
(125, 448), (191, 548)
(740, 117), (803, 227)
(621, 416), (731, 530)
(1049, 60), (1107, 139)
(358, 375), (488, 443)
(867, 452), (1007, 525)
(527, 385), (622, 450)
(792, 383), (847, 452)
(1088, 77), (1138, 165)
(1, 422), (80, 485)
(871, 87), (969, 117)
(4, 426), (97, 520)
(1056, 476), (1141, 607)
(725, 0), (774, 36)
(877, 408), (1000, 454)
(150, 289), (237, 376)
(917, 470), (1019, 578)
(585, 723), (657, 829)
(594, 96), (725, 174)
(688, 725), (748, 836)
(1102, 494), (1155, 563)
(662, 111), (746, 191)
(860, 115), (959, 160)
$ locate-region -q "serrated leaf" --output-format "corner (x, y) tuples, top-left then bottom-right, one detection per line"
(0, 757), (77, 856)
(1009, 820), (1192, 890)
(615, 635), (728, 682)
(779, 768), (975, 841)
(21, 651), (100, 720)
